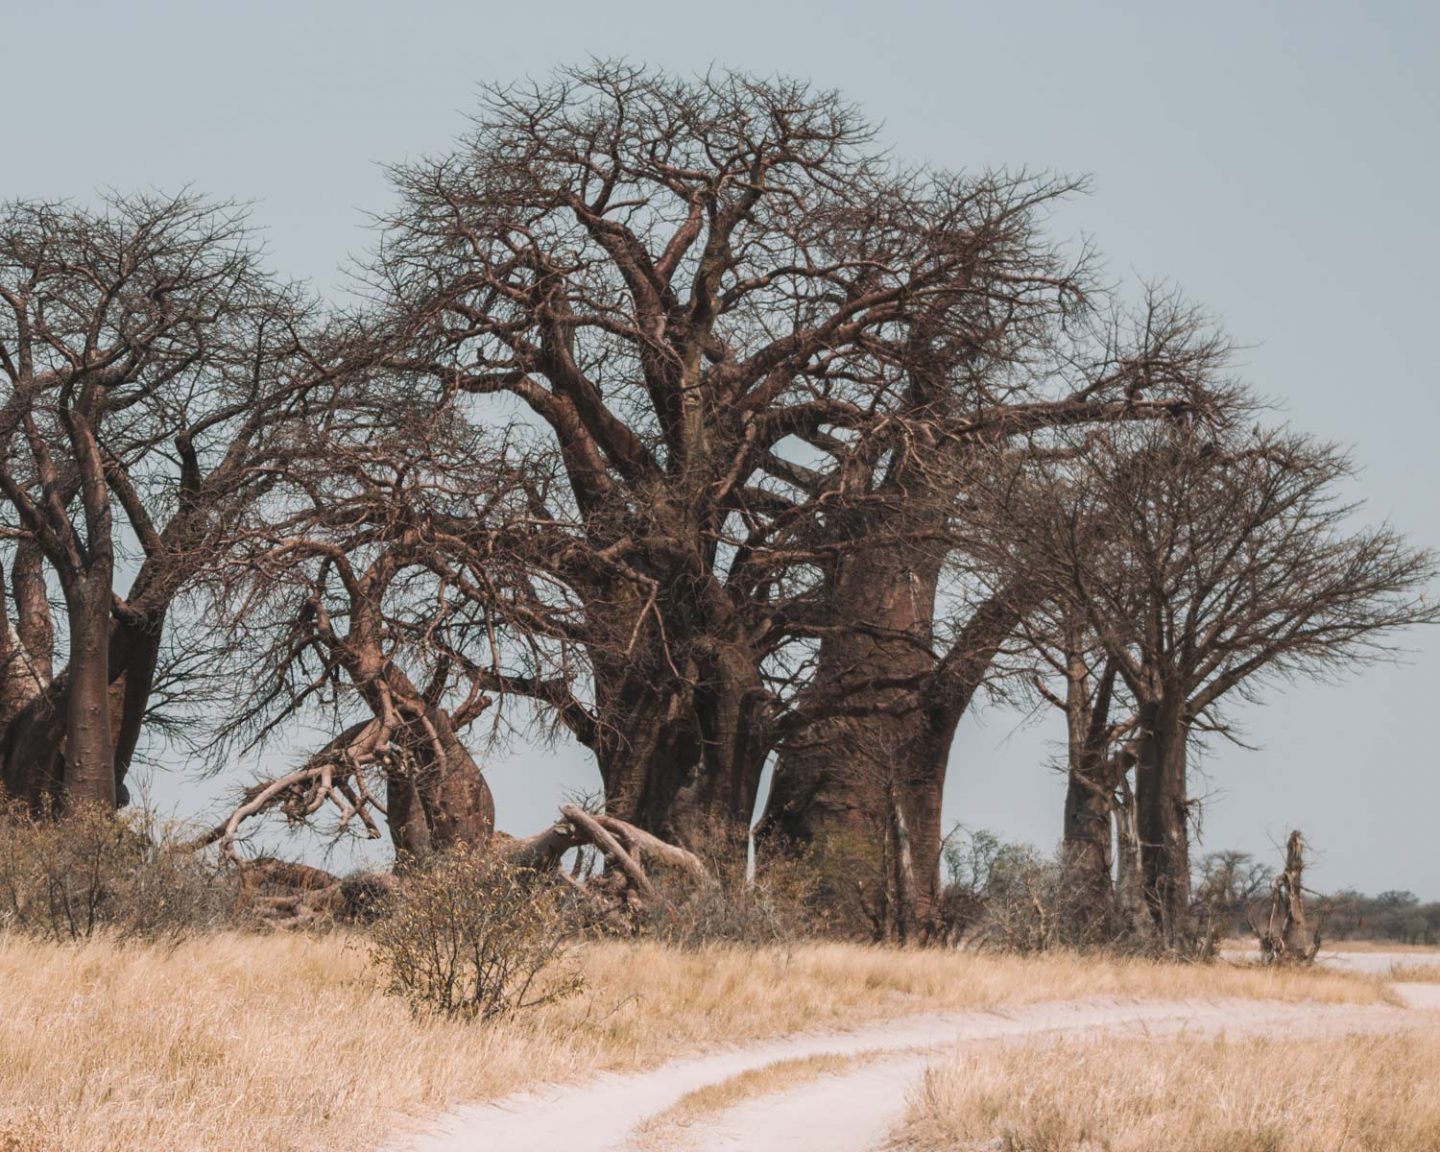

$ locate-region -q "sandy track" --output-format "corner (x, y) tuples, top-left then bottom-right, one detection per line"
(391, 993), (1430, 1152)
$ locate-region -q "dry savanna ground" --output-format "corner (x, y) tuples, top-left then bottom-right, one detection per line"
(0, 932), (1396, 1152)
(893, 1030), (1440, 1152)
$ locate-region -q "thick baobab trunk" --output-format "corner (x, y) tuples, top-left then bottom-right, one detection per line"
(382, 698), (495, 861)
(1135, 697), (1190, 944)
(762, 538), (942, 934)
(1, 610), (164, 811)
(680, 642), (772, 844)
(588, 620), (769, 861)
(59, 575), (116, 808)
(589, 644), (704, 837)
(763, 546), (1021, 937)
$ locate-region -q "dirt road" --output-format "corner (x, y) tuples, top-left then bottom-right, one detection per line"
(392, 989), (1434, 1152)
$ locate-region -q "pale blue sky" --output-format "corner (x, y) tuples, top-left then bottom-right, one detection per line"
(6, 0), (1437, 893)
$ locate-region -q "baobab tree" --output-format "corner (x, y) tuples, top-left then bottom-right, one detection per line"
(371, 62), (1096, 854)
(1005, 417), (1437, 943)
(758, 294), (1224, 935)
(0, 194), (320, 811)
(207, 384), (603, 860)
(1002, 601), (1140, 943)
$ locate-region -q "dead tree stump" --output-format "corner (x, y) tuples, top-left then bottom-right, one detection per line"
(1253, 830), (1322, 964)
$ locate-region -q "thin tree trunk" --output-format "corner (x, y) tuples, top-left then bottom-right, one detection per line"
(1113, 773), (1148, 933)
(890, 780), (917, 945)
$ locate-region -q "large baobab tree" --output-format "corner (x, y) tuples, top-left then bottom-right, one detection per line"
(372, 62), (1091, 853)
(1008, 417), (1437, 944)
(0, 194), (320, 811)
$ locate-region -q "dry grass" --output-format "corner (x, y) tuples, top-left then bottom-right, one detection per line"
(1221, 937), (1440, 956)
(0, 934), (1391, 1152)
(1325, 940), (1440, 954)
(633, 1052), (876, 1148)
(893, 1029), (1440, 1152)
(1390, 962), (1440, 983)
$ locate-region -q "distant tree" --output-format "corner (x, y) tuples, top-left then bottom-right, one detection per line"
(1001, 417), (1437, 944)
(1195, 849), (1271, 936)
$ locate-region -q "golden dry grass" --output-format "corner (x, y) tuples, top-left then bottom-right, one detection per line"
(1221, 937), (1440, 956)
(893, 1029), (1440, 1152)
(1321, 940), (1440, 954)
(633, 1052), (876, 1148)
(1390, 962), (1440, 982)
(0, 933), (1391, 1152)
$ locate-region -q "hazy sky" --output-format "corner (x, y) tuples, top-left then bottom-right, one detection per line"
(6, 0), (1437, 894)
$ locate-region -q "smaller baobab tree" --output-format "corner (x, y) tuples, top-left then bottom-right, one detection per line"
(759, 290), (1229, 939)
(1001, 600), (1140, 944)
(1004, 415), (1438, 945)
(0, 194), (319, 812)
(210, 406), (512, 860)
(198, 387), (716, 918)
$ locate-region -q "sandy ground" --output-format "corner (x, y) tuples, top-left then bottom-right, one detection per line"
(390, 984), (1438, 1152)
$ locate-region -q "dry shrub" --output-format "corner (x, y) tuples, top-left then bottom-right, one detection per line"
(938, 830), (1066, 953)
(0, 801), (238, 942)
(939, 829), (1167, 956)
(647, 847), (828, 949)
(897, 1030), (1440, 1152)
(0, 1108), (58, 1152)
(369, 844), (582, 1021)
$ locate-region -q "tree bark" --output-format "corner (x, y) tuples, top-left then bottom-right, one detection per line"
(1135, 696), (1191, 943)
(371, 662), (495, 858)
(679, 641), (772, 844)
(761, 536), (942, 932)
(1057, 657), (1124, 943)
(1060, 765), (1116, 942)
(378, 683), (495, 861)
(590, 663), (702, 839)
(1, 608), (163, 811)
(762, 570), (1023, 936)
(61, 574), (116, 808)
